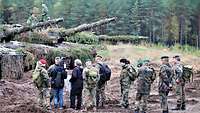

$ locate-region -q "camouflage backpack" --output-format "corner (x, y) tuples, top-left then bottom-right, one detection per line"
(182, 65), (193, 82)
(85, 67), (98, 88)
(32, 69), (42, 88)
(127, 65), (137, 81)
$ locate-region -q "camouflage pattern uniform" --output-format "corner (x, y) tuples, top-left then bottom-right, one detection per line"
(173, 62), (186, 110)
(135, 65), (156, 113)
(34, 62), (49, 109)
(27, 7), (40, 26)
(158, 63), (173, 113)
(120, 63), (134, 108)
(83, 65), (100, 110)
(27, 15), (39, 26)
(42, 4), (50, 22)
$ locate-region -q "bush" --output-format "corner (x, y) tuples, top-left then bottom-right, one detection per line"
(171, 44), (200, 57)
(16, 48), (35, 71)
(68, 47), (94, 63)
(99, 35), (148, 44)
(149, 43), (200, 57)
(65, 32), (99, 44)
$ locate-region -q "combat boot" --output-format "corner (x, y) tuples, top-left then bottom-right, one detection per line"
(172, 104), (181, 110)
(141, 111), (146, 113)
(181, 103), (186, 110)
(163, 110), (168, 113)
(134, 110), (139, 113)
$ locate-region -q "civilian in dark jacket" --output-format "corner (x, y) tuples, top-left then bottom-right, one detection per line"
(70, 59), (83, 110)
(48, 57), (67, 109)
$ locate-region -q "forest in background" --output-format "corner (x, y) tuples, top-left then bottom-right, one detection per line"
(0, 0), (200, 48)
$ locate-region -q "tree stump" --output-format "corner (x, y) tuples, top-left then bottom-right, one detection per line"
(0, 53), (24, 80)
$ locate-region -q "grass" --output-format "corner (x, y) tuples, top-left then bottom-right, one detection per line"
(101, 44), (200, 69)
(148, 43), (200, 57)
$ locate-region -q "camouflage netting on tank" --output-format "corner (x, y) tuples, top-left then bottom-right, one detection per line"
(65, 32), (99, 44)
(8, 42), (104, 70)
(14, 31), (55, 45)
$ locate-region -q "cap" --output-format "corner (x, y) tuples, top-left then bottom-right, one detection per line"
(120, 58), (127, 63)
(86, 59), (91, 62)
(96, 55), (102, 58)
(39, 59), (47, 66)
(173, 55), (180, 58)
(161, 56), (169, 59)
(120, 58), (130, 64)
(143, 59), (150, 63)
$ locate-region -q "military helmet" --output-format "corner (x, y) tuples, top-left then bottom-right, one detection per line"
(32, 7), (40, 14)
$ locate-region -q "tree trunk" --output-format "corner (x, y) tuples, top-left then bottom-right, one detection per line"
(198, 15), (200, 49)
(179, 15), (185, 45)
(0, 54), (24, 80)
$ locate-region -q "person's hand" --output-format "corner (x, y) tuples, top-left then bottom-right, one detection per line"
(169, 84), (173, 91)
(176, 79), (180, 84)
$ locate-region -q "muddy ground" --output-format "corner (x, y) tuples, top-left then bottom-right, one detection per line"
(0, 45), (200, 113)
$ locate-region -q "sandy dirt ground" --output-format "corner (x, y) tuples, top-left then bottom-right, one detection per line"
(0, 44), (200, 113)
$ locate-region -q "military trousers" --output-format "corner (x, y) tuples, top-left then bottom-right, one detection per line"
(38, 88), (48, 109)
(159, 91), (169, 111)
(83, 87), (97, 109)
(135, 93), (148, 112)
(120, 83), (131, 108)
(175, 83), (185, 108)
(96, 83), (106, 107)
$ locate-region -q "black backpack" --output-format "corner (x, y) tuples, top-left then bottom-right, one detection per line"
(98, 63), (111, 83)
(51, 66), (64, 88)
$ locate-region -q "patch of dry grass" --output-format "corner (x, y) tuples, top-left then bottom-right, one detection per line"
(105, 44), (200, 71)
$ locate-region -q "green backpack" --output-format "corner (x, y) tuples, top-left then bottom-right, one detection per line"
(182, 65), (193, 82)
(32, 70), (42, 88)
(86, 67), (98, 88)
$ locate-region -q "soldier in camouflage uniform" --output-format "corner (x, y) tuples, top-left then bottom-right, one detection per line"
(172, 55), (186, 110)
(134, 60), (156, 113)
(95, 55), (106, 108)
(82, 60), (100, 111)
(158, 56), (173, 113)
(41, 4), (50, 22)
(119, 58), (137, 108)
(33, 59), (49, 110)
(27, 7), (40, 26)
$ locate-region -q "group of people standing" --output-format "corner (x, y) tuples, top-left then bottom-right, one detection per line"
(33, 54), (187, 113)
(120, 55), (187, 113)
(33, 55), (110, 112)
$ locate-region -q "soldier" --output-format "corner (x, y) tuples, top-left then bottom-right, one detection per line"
(134, 60), (156, 113)
(158, 56), (173, 113)
(96, 55), (111, 108)
(33, 59), (49, 110)
(41, 3), (50, 22)
(172, 55), (186, 110)
(82, 59), (99, 111)
(27, 7), (40, 26)
(119, 58), (137, 108)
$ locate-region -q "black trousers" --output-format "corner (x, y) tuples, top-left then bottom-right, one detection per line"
(70, 90), (82, 109)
